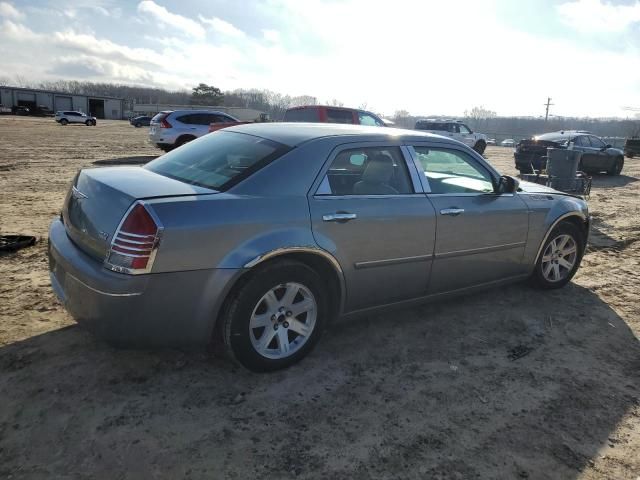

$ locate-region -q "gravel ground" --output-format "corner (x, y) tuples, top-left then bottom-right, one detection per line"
(0, 116), (638, 479)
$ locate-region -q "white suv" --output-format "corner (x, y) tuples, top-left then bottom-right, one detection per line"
(55, 111), (97, 126)
(415, 119), (488, 154)
(148, 110), (241, 152)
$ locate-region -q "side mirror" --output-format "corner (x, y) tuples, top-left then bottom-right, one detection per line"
(605, 144), (612, 149)
(497, 175), (519, 194)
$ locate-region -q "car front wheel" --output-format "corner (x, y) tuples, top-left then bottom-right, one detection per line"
(222, 260), (327, 372)
(608, 156), (623, 176)
(530, 221), (584, 289)
(60, 119), (68, 125)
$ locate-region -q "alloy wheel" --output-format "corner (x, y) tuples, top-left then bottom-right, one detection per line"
(249, 282), (317, 359)
(541, 234), (578, 282)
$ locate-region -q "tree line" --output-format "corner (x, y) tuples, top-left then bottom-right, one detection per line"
(1, 77), (637, 137)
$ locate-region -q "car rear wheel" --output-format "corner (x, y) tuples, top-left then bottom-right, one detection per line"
(134, 123), (141, 128)
(607, 156), (623, 176)
(175, 135), (196, 148)
(530, 222), (584, 289)
(473, 140), (486, 155)
(60, 119), (68, 125)
(222, 260), (327, 372)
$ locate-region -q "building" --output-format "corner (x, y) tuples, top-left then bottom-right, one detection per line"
(0, 86), (124, 119)
(126, 103), (266, 122)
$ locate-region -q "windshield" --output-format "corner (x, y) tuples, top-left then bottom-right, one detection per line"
(145, 131), (290, 191)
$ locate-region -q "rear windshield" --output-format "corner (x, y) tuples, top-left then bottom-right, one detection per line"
(145, 131), (290, 191)
(283, 108), (319, 122)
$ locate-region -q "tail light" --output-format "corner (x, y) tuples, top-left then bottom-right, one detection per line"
(105, 202), (163, 275)
(159, 114), (172, 129)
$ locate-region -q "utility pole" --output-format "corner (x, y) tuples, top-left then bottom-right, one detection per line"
(544, 97), (554, 122)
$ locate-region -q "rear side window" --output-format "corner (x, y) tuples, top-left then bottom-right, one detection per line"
(326, 108), (354, 124)
(415, 121), (447, 131)
(151, 112), (168, 122)
(145, 132), (290, 191)
(317, 147), (413, 196)
(284, 108), (319, 122)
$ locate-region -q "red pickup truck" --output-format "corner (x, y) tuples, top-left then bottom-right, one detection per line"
(283, 105), (389, 126)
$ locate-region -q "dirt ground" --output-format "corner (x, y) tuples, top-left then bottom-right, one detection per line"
(0, 116), (638, 480)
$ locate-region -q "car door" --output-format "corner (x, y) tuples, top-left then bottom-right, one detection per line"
(308, 143), (437, 312)
(407, 143), (530, 294)
(458, 124), (475, 147)
(572, 135), (596, 170)
(586, 135), (612, 171)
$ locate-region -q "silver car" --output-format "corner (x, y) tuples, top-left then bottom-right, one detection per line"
(48, 124), (590, 371)
(148, 109), (241, 152)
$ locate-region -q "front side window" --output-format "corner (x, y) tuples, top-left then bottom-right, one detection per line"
(358, 112), (382, 126)
(448, 123), (460, 133)
(459, 124), (472, 134)
(412, 147), (494, 194)
(318, 147), (413, 196)
(146, 131), (290, 191)
(326, 108), (354, 124)
(589, 136), (606, 148)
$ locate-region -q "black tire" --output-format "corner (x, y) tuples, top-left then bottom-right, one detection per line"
(530, 221), (585, 290)
(607, 156), (623, 176)
(222, 260), (327, 372)
(134, 123), (141, 128)
(60, 119), (68, 125)
(85, 120), (92, 126)
(473, 140), (486, 155)
(175, 135), (196, 148)
(518, 164), (534, 174)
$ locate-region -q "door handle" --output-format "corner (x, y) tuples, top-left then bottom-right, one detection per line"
(323, 212), (357, 222)
(440, 208), (464, 216)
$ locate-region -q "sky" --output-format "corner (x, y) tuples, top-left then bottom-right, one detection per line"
(0, 0), (639, 118)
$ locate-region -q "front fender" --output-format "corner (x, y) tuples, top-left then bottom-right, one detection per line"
(520, 194), (589, 269)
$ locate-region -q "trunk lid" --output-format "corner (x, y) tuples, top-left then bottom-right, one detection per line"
(63, 166), (215, 261)
(516, 139), (561, 155)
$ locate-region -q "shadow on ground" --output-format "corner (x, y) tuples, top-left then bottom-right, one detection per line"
(1, 284), (638, 479)
(590, 173), (639, 189)
(92, 156), (158, 166)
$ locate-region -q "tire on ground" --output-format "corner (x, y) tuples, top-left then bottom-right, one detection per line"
(607, 156), (624, 176)
(221, 259), (328, 372)
(530, 221), (585, 290)
(473, 141), (486, 155)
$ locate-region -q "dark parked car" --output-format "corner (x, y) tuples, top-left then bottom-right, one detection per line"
(49, 124), (590, 372)
(515, 131), (625, 175)
(130, 115), (152, 127)
(283, 105), (387, 126)
(624, 137), (640, 158)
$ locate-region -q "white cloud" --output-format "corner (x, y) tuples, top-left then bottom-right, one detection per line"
(557, 0), (640, 32)
(198, 15), (245, 37)
(262, 29), (280, 43)
(0, 1), (22, 19)
(0, 19), (42, 40)
(137, 0), (205, 38)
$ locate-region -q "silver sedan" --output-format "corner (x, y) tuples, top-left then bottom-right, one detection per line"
(48, 123), (590, 371)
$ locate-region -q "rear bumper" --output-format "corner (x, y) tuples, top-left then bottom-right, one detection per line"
(515, 152), (546, 171)
(48, 219), (242, 347)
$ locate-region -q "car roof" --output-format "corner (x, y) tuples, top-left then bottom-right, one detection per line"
(168, 109), (231, 115)
(222, 122), (454, 147)
(535, 130), (593, 141)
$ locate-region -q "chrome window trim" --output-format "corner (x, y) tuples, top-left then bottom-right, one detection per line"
(402, 145), (430, 193)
